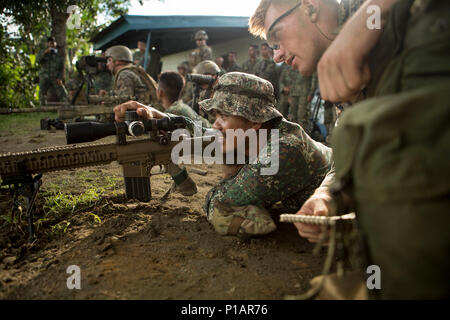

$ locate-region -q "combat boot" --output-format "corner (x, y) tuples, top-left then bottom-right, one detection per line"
(171, 175), (198, 196)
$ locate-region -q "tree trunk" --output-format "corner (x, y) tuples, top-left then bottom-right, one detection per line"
(50, 6), (69, 79)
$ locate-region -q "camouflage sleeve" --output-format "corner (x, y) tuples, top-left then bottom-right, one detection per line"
(204, 139), (325, 217)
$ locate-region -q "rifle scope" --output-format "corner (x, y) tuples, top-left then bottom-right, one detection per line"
(65, 111), (186, 144)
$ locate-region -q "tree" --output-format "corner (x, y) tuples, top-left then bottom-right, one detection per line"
(0, 0), (140, 108)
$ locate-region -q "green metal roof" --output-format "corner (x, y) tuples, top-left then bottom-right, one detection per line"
(92, 15), (252, 56)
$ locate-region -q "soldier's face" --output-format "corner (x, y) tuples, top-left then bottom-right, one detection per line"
(213, 112), (261, 154)
(264, 2), (329, 76)
(261, 45), (272, 59)
(137, 41), (146, 51)
(248, 47), (256, 58)
(48, 40), (56, 48)
(106, 57), (115, 73)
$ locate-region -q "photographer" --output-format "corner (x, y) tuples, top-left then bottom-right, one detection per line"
(37, 36), (68, 105)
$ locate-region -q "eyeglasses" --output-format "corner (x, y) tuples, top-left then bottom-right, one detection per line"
(266, 2), (302, 50)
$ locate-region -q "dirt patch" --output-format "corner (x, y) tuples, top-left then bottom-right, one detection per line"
(0, 120), (326, 299)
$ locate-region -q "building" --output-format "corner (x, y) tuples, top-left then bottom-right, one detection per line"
(91, 15), (265, 78)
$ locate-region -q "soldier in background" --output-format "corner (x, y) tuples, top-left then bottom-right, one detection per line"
(277, 62), (296, 118)
(254, 43), (279, 99)
(289, 72), (312, 128)
(214, 56), (226, 74)
(177, 61), (193, 104)
(105, 45), (162, 110)
(37, 36), (68, 105)
(94, 58), (113, 96)
(189, 30), (213, 70)
(158, 71), (211, 128)
(225, 51), (241, 72)
(133, 39), (147, 68)
(241, 44), (261, 75)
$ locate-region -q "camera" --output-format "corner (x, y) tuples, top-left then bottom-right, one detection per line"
(75, 55), (108, 75)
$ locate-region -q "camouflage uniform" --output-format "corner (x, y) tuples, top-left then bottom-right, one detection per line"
(93, 70), (113, 95)
(241, 58), (261, 75)
(189, 45), (213, 70)
(37, 48), (68, 104)
(332, 0), (450, 298)
(289, 73), (312, 129)
(113, 65), (160, 110)
(166, 99), (211, 128)
(277, 63), (297, 118)
(133, 50), (145, 67)
(183, 72), (334, 236)
(254, 57), (279, 99)
(226, 63), (242, 72)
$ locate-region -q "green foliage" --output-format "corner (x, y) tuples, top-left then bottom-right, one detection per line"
(0, 112), (56, 134)
(0, 0), (138, 109)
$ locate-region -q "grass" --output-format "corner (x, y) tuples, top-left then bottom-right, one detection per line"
(0, 112), (57, 135)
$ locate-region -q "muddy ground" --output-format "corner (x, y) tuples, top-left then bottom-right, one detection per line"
(0, 113), (326, 300)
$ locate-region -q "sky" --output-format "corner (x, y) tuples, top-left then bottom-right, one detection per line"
(128, 0), (262, 16)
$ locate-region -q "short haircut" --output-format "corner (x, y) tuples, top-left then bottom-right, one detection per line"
(47, 36), (55, 42)
(158, 71), (185, 102)
(250, 44), (259, 50)
(138, 39), (146, 43)
(249, 0), (299, 39)
(249, 0), (337, 39)
(261, 42), (270, 48)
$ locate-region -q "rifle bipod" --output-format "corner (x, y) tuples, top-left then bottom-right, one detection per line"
(2, 163), (43, 242)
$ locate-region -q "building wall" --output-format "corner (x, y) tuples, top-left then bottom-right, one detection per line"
(160, 35), (265, 72)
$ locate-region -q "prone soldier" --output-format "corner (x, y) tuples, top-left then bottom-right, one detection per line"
(114, 72), (335, 237)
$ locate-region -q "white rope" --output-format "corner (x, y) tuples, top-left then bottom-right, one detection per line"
(279, 213), (355, 226)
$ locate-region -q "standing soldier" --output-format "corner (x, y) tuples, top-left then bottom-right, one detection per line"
(37, 36), (68, 105)
(133, 39), (148, 68)
(289, 72), (312, 129)
(241, 44), (261, 75)
(254, 43), (279, 98)
(189, 30), (213, 70)
(277, 62), (296, 118)
(104, 45), (162, 111)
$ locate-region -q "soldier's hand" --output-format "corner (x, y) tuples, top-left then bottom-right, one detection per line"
(294, 187), (332, 244)
(317, 1), (385, 102)
(113, 101), (166, 122)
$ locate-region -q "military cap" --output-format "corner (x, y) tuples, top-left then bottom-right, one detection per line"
(105, 45), (133, 63)
(195, 30), (208, 40)
(199, 72), (282, 123)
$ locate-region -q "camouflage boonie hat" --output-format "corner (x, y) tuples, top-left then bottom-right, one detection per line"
(199, 72), (282, 123)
